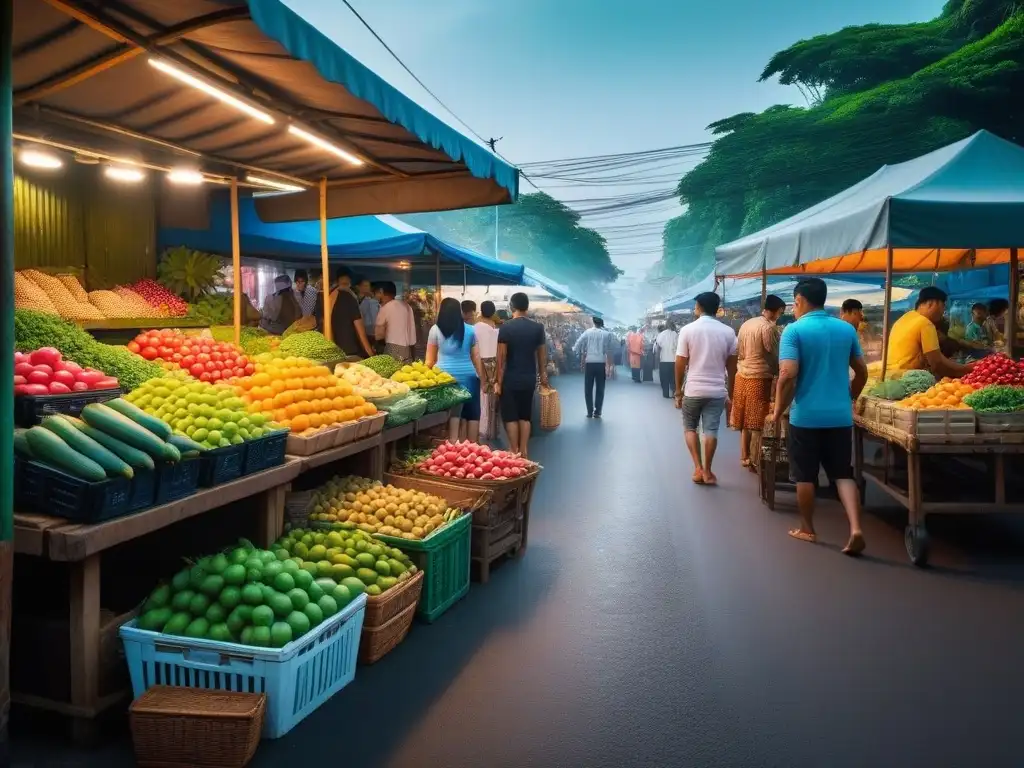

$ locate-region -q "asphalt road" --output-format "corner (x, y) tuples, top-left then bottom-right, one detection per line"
(13, 371), (1024, 767)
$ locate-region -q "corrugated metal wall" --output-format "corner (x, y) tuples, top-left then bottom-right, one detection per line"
(13, 164), (157, 287)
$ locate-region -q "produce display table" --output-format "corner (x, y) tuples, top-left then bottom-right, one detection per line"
(10, 459), (302, 738)
(77, 318), (211, 344)
(853, 417), (1024, 566)
(415, 411), (450, 431)
(292, 433), (384, 479)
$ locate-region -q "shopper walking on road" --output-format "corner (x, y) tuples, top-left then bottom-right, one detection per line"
(496, 293), (547, 459)
(573, 316), (615, 418)
(626, 328), (644, 382)
(731, 295), (784, 472)
(771, 278), (868, 556)
(674, 292), (737, 486)
(654, 321), (679, 399)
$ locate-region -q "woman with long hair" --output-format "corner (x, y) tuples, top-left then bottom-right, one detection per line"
(259, 275), (302, 335)
(426, 297), (484, 442)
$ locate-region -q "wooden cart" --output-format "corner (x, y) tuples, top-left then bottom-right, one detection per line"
(853, 416), (1024, 566)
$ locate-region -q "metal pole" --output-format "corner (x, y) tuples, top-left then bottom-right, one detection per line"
(761, 265), (767, 306)
(230, 179), (242, 347)
(319, 177), (332, 342)
(0, 0), (15, 745)
(435, 250), (441, 314)
(1009, 247), (1019, 357)
(880, 246), (894, 381)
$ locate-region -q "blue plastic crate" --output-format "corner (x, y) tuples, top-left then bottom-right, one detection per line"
(242, 431), (288, 476)
(120, 593), (366, 739)
(155, 458), (201, 504)
(14, 387), (121, 428)
(16, 457), (155, 523)
(196, 443), (246, 487)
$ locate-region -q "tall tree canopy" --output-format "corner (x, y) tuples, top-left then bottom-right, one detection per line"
(664, 0), (1024, 281)
(402, 192), (622, 292)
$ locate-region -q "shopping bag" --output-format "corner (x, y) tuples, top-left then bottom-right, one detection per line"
(539, 386), (561, 431)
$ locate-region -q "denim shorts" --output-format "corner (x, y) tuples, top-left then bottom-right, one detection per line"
(682, 396), (726, 435)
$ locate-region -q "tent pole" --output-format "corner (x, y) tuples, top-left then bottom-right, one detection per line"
(320, 177), (332, 342)
(230, 178), (241, 348)
(880, 246), (894, 382)
(1009, 247), (1019, 357)
(0, 0), (15, 746)
(761, 265), (767, 306)
(435, 250), (441, 313)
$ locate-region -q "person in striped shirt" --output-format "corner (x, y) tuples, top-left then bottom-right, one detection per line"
(293, 269), (318, 317)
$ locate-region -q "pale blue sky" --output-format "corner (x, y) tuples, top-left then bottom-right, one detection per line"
(285, 0), (947, 275)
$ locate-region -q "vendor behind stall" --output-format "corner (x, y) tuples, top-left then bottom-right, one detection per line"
(260, 275), (302, 335)
(886, 286), (975, 378)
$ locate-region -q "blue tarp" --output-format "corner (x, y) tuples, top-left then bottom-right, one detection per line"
(248, 0), (518, 202)
(159, 194), (525, 286)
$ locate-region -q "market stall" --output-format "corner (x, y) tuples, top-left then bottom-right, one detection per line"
(716, 130), (1024, 566)
(1, 0), (531, 750)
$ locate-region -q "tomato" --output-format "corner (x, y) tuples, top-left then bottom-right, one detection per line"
(27, 370), (51, 385)
(196, 353), (211, 364)
(210, 370), (222, 381)
(127, 341), (141, 354)
(211, 351), (223, 362)
(199, 371), (211, 382)
(140, 346), (159, 361)
(13, 375), (26, 386)
(179, 345), (192, 357)
(244, 363), (255, 375)
(52, 370), (75, 387)
(14, 362), (33, 378)
(71, 381), (89, 392)
(48, 381), (71, 394)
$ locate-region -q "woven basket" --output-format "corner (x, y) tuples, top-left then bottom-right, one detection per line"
(130, 686), (264, 767)
(359, 600), (417, 665)
(363, 568), (424, 627)
(538, 387), (561, 431)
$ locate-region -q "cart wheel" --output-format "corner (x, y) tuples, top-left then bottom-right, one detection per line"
(904, 524), (930, 567)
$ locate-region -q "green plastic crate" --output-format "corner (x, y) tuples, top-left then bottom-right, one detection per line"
(374, 513), (472, 622)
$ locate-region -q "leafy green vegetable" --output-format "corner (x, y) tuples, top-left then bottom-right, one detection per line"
(158, 246), (224, 301)
(898, 369), (936, 395)
(14, 309), (163, 391)
(361, 355), (403, 379)
(278, 331), (343, 362)
(963, 385), (1024, 413)
(868, 379), (907, 400)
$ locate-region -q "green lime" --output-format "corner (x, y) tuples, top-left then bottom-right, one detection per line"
(262, 561), (284, 583)
(274, 548), (291, 561)
(199, 574), (224, 597)
(209, 554), (229, 574)
(287, 588), (310, 611)
(222, 564), (246, 586)
(184, 617), (209, 638)
(331, 563), (355, 581)
(273, 572), (295, 593)
(293, 570), (314, 590)
(339, 577), (365, 598)
(374, 560), (391, 577)
(241, 584), (264, 606)
(188, 593), (211, 616)
(208, 623), (232, 643)
(355, 552), (375, 568)
(281, 559), (301, 575)
(205, 603), (227, 624)
(306, 582), (324, 602)
(251, 605), (274, 627)
(226, 607), (248, 635)
(270, 622), (293, 648)
(251, 626), (271, 647)
(303, 602), (324, 627)
(269, 591), (293, 618)
(240, 626), (255, 645)
(171, 569), (191, 592)
(229, 547), (250, 565)
(293, 542), (309, 559)
(219, 586), (242, 610)
(317, 595), (339, 618)
(286, 611), (311, 638)
(138, 607), (172, 632)
(356, 568), (378, 586)
(316, 560), (334, 578)
(171, 589), (195, 612)
(365, 584), (382, 596)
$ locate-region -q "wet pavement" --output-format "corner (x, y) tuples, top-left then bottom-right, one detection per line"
(13, 372), (1024, 767)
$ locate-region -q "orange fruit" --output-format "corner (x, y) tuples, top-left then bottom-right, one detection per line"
(271, 379), (286, 394)
(285, 403), (300, 419)
(313, 388), (327, 400)
(339, 408), (355, 422)
(332, 396), (346, 410)
(322, 411), (337, 426)
(252, 372), (270, 387)
(363, 402), (377, 415)
(308, 413), (323, 429)
(292, 414), (310, 432)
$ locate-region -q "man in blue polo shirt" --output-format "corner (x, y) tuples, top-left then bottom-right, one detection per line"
(771, 278), (869, 556)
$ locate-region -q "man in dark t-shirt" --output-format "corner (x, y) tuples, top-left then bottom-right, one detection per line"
(496, 293), (547, 458)
(316, 270), (374, 359)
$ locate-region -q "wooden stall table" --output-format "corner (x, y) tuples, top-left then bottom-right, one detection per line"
(853, 416), (1024, 566)
(381, 422), (415, 468)
(11, 458), (302, 739)
(293, 433), (384, 480)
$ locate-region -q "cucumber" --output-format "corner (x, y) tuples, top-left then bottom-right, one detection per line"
(24, 426), (107, 482)
(42, 415), (134, 479)
(104, 398), (172, 440)
(168, 434), (207, 454)
(66, 416), (155, 472)
(81, 403), (176, 461)
(13, 429), (34, 459)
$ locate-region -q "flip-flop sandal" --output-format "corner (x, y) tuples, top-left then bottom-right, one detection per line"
(692, 470), (705, 484)
(842, 533), (866, 556)
(788, 529), (817, 543)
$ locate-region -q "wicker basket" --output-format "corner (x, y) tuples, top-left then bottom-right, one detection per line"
(359, 601), (417, 665)
(363, 568), (424, 627)
(538, 386), (561, 431)
(130, 686), (264, 767)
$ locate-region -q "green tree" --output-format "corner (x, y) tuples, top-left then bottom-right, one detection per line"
(663, 1), (1024, 278)
(402, 192), (622, 293)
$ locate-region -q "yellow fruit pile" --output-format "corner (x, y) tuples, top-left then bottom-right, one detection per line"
(88, 290), (137, 319)
(391, 361), (455, 389)
(58, 274), (89, 302)
(14, 271), (58, 313)
(115, 287), (168, 317)
(307, 475), (460, 540)
(897, 378), (977, 410)
(21, 269), (104, 320)
(235, 356), (377, 434)
(335, 363), (410, 400)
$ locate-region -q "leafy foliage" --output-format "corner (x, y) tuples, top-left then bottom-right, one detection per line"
(664, 1), (1024, 278)
(158, 246), (224, 301)
(402, 192), (622, 292)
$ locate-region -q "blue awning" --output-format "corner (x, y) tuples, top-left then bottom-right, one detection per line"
(159, 194), (525, 286)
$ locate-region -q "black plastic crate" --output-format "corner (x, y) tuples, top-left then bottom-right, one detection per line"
(196, 443), (246, 488)
(14, 387), (122, 428)
(155, 458), (201, 504)
(15, 457), (156, 523)
(242, 431), (288, 476)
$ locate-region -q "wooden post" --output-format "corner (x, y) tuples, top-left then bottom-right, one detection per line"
(761, 265), (767, 307)
(1009, 247), (1019, 357)
(319, 177), (332, 342)
(230, 179), (242, 347)
(0, 0), (15, 747)
(880, 245), (894, 381)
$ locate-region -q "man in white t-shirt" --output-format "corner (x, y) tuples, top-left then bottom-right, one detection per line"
(373, 281), (417, 363)
(654, 320), (679, 399)
(674, 292), (738, 486)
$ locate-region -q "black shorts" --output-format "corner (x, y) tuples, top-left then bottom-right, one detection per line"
(787, 425), (854, 484)
(500, 388), (534, 423)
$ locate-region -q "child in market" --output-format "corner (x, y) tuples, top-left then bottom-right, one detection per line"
(964, 303), (991, 345)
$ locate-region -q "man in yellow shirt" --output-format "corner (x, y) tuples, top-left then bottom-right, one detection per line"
(887, 286), (975, 378)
